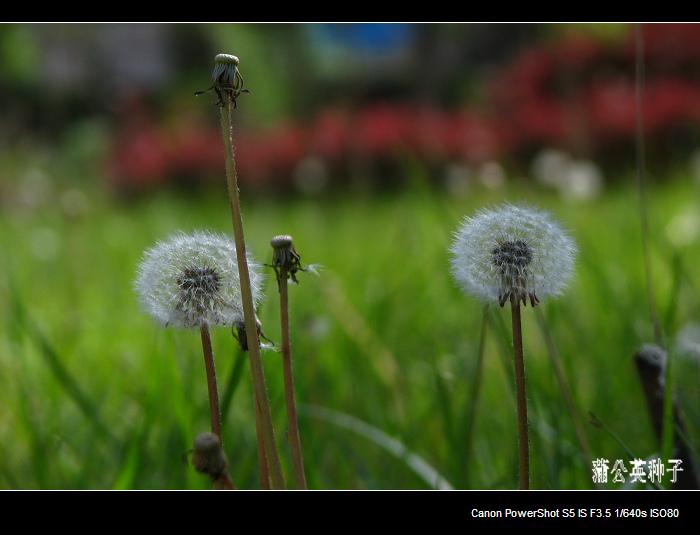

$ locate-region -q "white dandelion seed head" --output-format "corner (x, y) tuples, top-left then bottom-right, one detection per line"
(134, 230), (263, 329)
(449, 203), (576, 307)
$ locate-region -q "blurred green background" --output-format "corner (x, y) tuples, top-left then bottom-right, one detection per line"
(1, 23), (699, 490)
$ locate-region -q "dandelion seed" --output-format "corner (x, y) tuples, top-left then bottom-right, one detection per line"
(450, 203), (576, 308)
(134, 230), (263, 329)
(135, 230), (264, 454)
(449, 202), (577, 490)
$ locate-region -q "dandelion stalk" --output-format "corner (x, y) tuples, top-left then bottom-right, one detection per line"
(232, 315), (274, 488)
(450, 203), (576, 490)
(279, 269), (306, 488)
(203, 54), (285, 489)
(509, 297), (529, 489)
(200, 324), (222, 440)
(253, 395), (271, 489)
(270, 235), (307, 489)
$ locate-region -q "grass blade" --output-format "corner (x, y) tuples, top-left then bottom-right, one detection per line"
(300, 403), (453, 490)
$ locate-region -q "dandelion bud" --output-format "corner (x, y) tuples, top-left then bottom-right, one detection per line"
(195, 54), (249, 107)
(271, 235), (301, 271)
(191, 432), (228, 480)
(134, 230), (263, 329)
(233, 312), (274, 352)
(212, 54), (240, 89)
(450, 203), (576, 307)
(270, 234), (311, 286)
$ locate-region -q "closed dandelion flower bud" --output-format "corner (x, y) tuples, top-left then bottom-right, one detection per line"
(270, 234), (302, 281)
(134, 230), (263, 329)
(212, 54), (240, 89)
(195, 54), (249, 108)
(450, 203), (576, 307)
(191, 432), (228, 480)
(270, 235), (298, 268)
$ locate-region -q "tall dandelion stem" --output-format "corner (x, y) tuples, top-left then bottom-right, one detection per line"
(510, 298), (530, 490)
(200, 324), (222, 440)
(216, 59), (285, 490)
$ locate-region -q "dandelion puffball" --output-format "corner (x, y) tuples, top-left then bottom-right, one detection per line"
(450, 203), (576, 307)
(135, 230), (263, 329)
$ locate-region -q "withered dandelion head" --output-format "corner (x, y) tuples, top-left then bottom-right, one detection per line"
(212, 54), (242, 93)
(196, 53), (249, 108)
(191, 432), (229, 481)
(270, 235), (302, 271)
(135, 230), (263, 329)
(268, 234), (321, 286)
(450, 203), (576, 307)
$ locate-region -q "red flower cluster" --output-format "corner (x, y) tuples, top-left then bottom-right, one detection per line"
(107, 24), (700, 194)
(489, 24), (700, 158)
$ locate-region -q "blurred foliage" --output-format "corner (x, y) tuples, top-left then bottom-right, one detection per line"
(1, 23), (699, 490)
(1, 167), (699, 489)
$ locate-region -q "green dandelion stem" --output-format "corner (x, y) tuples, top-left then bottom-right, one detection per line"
(510, 298), (530, 490)
(279, 266), (307, 489)
(219, 93), (285, 490)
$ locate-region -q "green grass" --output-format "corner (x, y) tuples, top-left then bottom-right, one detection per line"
(1, 164), (699, 489)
